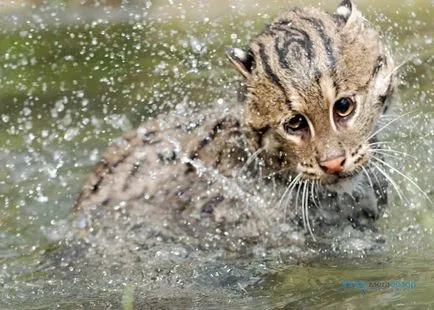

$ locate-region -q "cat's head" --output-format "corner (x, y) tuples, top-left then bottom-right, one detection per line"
(226, 0), (395, 189)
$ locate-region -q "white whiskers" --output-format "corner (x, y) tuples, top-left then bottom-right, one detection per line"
(361, 165), (374, 190)
(306, 181), (316, 241)
(369, 161), (408, 205)
(239, 147), (265, 176)
(371, 155), (432, 204)
(370, 149), (406, 161)
(366, 110), (416, 142)
(364, 108), (432, 206)
(301, 181), (308, 237)
(294, 179), (303, 222)
(370, 148), (416, 160)
(278, 173), (302, 221)
(388, 56), (412, 80)
(278, 176), (316, 241)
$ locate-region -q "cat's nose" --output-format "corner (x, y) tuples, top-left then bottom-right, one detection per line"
(319, 156), (346, 174)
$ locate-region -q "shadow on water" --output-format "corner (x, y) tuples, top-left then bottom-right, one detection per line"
(0, 0), (433, 308)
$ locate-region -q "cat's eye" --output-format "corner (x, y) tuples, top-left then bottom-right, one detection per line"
(283, 114), (308, 132)
(334, 97), (355, 118)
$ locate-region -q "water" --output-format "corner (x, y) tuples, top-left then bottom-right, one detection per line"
(0, 0), (433, 308)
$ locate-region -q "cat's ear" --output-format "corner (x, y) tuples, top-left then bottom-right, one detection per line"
(336, 0), (364, 31)
(225, 47), (254, 79)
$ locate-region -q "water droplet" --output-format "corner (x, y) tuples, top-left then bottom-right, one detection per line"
(1, 114), (9, 123)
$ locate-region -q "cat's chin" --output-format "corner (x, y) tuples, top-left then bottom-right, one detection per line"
(323, 173), (363, 195)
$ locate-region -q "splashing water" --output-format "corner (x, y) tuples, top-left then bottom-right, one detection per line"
(0, 0), (433, 308)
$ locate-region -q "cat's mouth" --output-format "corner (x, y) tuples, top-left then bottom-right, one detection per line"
(320, 156), (369, 187)
(298, 169), (359, 185)
(321, 170), (363, 194)
(322, 170), (359, 185)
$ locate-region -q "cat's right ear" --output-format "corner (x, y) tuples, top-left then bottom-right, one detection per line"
(336, 0), (363, 32)
(336, 0), (354, 21)
(225, 47), (254, 79)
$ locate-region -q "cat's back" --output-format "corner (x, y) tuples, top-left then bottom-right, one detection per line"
(71, 105), (297, 255)
(69, 0), (391, 257)
(74, 106), (248, 212)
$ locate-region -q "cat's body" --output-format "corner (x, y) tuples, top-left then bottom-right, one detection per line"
(71, 0), (394, 256)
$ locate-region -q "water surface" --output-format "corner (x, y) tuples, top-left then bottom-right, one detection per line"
(1, 0), (433, 308)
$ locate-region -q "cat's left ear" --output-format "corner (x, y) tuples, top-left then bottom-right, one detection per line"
(225, 47), (254, 79)
(335, 0), (364, 31)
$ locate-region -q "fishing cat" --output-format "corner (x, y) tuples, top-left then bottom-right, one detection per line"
(71, 0), (395, 255)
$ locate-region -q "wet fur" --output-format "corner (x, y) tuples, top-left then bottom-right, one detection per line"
(238, 2), (395, 187)
(72, 1), (393, 253)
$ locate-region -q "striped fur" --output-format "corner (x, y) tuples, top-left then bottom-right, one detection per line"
(71, 1), (393, 252)
(227, 0), (396, 186)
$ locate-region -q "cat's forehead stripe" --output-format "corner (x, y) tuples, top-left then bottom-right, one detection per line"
(271, 23), (314, 67)
(248, 5), (392, 117)
(300, 16), (337, 69)
(257, 42), (287, 95)
(252, 9), (342, 104)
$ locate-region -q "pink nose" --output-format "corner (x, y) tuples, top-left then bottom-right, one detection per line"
(319, 156), (346, 174)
